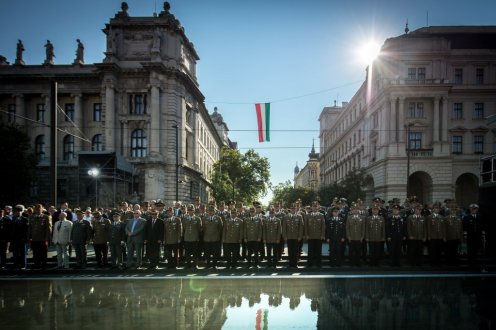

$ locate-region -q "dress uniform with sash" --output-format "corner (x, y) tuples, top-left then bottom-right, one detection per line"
(407, 205), (427, 266)
(182, 205), (202, 268)
(283, 205), (304, 268)
(305, 201), (326, 268)
(222, 209), (243, 269)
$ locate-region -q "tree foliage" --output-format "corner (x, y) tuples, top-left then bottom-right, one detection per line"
(211, 147), (270, 204)
(0, 123), (37, 204)
(270, 180), (316, 207)
(318, 168), (373, 205)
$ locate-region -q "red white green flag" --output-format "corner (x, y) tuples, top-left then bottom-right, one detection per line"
(255, 103), (270, 142)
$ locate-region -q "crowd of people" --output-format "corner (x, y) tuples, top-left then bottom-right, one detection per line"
(0, 196), (487, 271)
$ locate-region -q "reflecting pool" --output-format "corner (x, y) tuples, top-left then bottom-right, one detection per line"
(0, 276), (495, 329)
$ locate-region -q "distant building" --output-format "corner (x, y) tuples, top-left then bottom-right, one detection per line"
(319, 26), (496, 206)
(0, 2), (231, 207)
(294, 141), (320, 190)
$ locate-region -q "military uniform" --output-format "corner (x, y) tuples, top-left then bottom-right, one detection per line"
(426, 211), (445, 265)
(305, 210), (326, 267)
(283, 212), (304, 267)
(11, 209), (29, 269)
(346, 213), (365, 266)
(365, 214), (385, 266)
(0, 215), (13, 269)
(407, 212), (427, 266)
(181, 212), (202, 268)
(386, 212), (407, 266)
(163, 215), (182, 268)
(223, 214), (243, 268)
(325, 212), (346, 266)
(463, 205), (484, 265)
(444, 210), (462, 265)
(28, 212), (52, 269)
(263, 214), (282, 268)
(244, 213), (263, 267)
(71, 217), (93, 268)
(91, 216), (111, 267)
(202, 213), (222, 268)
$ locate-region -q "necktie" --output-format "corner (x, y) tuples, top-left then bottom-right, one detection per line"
(131, 219), (137, 232)
(57, 221), (62, 231)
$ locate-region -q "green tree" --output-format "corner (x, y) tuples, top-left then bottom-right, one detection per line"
(0, 123), (37, 204)
(318, 168), (373, 206)
(211, 147), (270, 204)
(271, 180), (316, 207)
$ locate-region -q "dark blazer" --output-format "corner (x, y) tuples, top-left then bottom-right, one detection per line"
(70, 220), (93, 244)
(145, 218), (164, 243)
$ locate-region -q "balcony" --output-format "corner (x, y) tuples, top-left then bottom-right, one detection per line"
(408, 148), (433, 158)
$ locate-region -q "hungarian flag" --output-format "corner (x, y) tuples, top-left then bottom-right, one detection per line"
(255, 103), (270, 142)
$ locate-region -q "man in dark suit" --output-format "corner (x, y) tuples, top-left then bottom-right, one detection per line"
(70, 210), (93, 269)
(126, 210), (146, 269)
(109, 212), (126, 269)
(145, 210), (164, 269)
(463, 203), (485, 266)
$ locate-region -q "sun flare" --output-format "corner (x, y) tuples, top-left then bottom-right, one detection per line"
(358, 40), (381, 65)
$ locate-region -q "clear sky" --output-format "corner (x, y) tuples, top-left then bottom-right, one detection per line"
(1, 0), (495, 204)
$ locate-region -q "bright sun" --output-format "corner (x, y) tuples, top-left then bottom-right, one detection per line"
(358, 41), (381, 65)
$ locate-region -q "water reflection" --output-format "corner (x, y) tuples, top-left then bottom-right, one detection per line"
(0, 277), (494, 329)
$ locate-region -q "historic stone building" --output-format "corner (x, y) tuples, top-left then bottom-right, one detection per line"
(294, 142), (320, 191)
(0, 2), (228, 207)
(319, 26), (496, 206)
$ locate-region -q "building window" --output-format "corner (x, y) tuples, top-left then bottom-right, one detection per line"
(452, 136), (462, 154)
(186, 108), (193, 126)
(63, 135), (75, 161)
(93, 103), (102, 122)
(473, 103), (484, 120)
(417, 67), (426, 81)
(476, 68), (484, 85)
(454, 68), (463, 85)
(129, 94), (147, 115)
(408, 132), (422, 150)
(408, 68), (416, 80)
(7, 104), (15, 123)
(408, 102), (424, 118)
(35, 135), (46, 162)
(452, 103), (463, 120)
(36, 104), (45, 122)
(473, 135), (484, 154)
(64, 103), (74, 121)
(131, 129), (147, 157)
(92, 134), (104, 151)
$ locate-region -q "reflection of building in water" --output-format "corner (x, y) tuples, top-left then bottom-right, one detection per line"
(0, 278), (493, 329)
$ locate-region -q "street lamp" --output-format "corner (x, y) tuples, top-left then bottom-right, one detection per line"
(88, 168), (100, 208)
(172, 124), (179, 202)
(405, 123), (414, 198)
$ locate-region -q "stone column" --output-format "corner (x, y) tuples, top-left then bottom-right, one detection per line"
(150, 84), (160, 156)
(72, 94), (83, 152)
(14, 94), (25, 125)
(104, 81), (115, 151)
(398, 97), (405, 143)
(433, 97), (440, 143)
(441, 96), (448, 142)
(379, 107), (387, 146)
(390, 98), (397, 143)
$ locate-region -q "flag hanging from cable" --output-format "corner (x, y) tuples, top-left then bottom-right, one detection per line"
(255, 103), (270, 142)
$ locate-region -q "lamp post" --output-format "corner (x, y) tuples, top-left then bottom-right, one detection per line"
(88, 168), (100, 209)
(405, 123), (414, 198)
(172, 124), (179, 202)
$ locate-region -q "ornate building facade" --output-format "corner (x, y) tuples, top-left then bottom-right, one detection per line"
(294, 142), (320, 191)
(319, 26), (496, 206)
(0, 2), (228, 207)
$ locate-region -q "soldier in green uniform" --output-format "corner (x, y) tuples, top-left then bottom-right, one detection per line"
(426, 202), (446, 265)
(28, 204), (52, 269)
(346, 203), (366, 266)
(223, 208), (243, 269)
(264, 208), (282, 268)
(254, 202), (267, 261)
(202, 205), (223, 269)
(91, 211), (111, 267)
(365, 204), (385, 266)
(407, 204), (427, 266)
(244, 206), (263, 268)
(163, 207), (182, 269)
(236, 202), (248, 260)
(305, 201), (326, 268)
(283, 203), (304, 268)
(182, 204), (202, 268)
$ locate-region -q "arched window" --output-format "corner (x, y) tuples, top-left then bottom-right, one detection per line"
(35, 135), (45, 162)
(63, 135), (74, 160)
(131, 129), (147, 157)
(92, 134), (104, 151)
